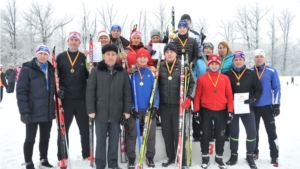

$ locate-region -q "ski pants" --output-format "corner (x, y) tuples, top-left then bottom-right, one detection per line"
(160, 104), (186, 164)
(8, 81), (15, 93)
(200, 108), (227, 155)
(95, 121), (119, 169)
(24, 121), (53, 162)
(192, 112), (201, 139)
(57, 99), (90, 160)
(229, 111), (257, 152)
(126, 110), (156, 159)
(254, 105), (279, 158)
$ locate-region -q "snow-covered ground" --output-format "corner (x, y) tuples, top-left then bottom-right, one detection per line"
(0, 76), (299, 169)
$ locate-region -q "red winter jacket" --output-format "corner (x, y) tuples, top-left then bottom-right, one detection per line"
(123, 45), (154, 68)
(193, 71), (233, 112)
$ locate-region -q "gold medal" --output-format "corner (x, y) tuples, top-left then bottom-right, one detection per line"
(207, 72), (220, 94)
(120, 52), (127, 59)
(182, 48), (185, 53)
(140, 81), (144, 86)
(231, 68), (247, 87)
(168, 76), (172, 80)
(70, 68), (75, 73)
(66, 51), (80, 74)
(178, 37), (188, 53)
(236, 82), (240, 86)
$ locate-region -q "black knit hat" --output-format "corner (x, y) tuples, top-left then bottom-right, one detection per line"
(181, 14), (191, 23)
(164, 43), (177, 54)
(102, 44), (118, 54)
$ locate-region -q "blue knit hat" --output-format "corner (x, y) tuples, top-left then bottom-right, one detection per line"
(178, 20), (188, 28)
(36, 45), (50, 56)
(232, 50), (246, 60)
(110, 24), (122, 32)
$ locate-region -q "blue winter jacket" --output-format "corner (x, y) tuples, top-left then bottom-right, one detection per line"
(251, 65), (281, 106)
(220, 53), (233, 73)
(130, 67), (159, 111)
(193, 54), (208, 79)
(16, 58), (55, 123)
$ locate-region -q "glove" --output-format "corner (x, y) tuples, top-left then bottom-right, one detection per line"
(119, 114), (127, 125)
(57, 89), (65, 99)
(272, 104), (280, 117)
(227, 112), (233, 124)
(149, 107), (158, 119)
(131, 108), (139, 119)
(20, 113), (31, 124)
(181, 98), (192, 109)
(244, 98), (255, 105)
(193, 111), (201, 124)
(150, 50), (156, 56)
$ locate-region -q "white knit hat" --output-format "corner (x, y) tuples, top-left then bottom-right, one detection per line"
(97, 30), (110, 41)
(254, 49), (265, 57)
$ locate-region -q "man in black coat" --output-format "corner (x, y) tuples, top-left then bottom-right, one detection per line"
(0, 65), (8, 103)
(5, 65), (16, 93)
(16, 45), (55, 169)
(86, 44), (132, 169)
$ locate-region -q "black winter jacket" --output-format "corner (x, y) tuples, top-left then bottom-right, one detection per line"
(86, 61), (132, 122)
(16, 58), (55, 123)
(5, 69), (16, 82)
(56, 50), (89, 99)
(159, 59), (196, 106)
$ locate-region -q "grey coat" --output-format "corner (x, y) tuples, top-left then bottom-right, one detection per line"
(86, 61), (132, 122)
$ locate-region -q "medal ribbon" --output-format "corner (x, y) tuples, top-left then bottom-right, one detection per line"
(128, 46), (137, 55)
(207, 72), (220, 88)
(220, 56), (226, 70)
(255, 65), (266, 80)
(231, 68), (247, 82)
(166, 58), (177, 76)
(178, 37), (188, 50)
(137, 68), (147, 81)
(66, 51), (80, 69)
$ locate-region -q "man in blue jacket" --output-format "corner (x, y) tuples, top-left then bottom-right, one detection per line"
(251, 49), (281, 167)
(127, 48), (159, 169)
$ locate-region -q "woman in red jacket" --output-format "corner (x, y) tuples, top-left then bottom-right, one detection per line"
(193, 54), (233, 169)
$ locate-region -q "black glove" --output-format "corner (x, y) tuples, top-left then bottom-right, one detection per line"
(244, 98), (255, 105)
(119, 114), (127, 125)
(131, 108), (139, 119)
(150, 50), (156, 56)
(272, 104), (280, 117)
(57, 89), (65, 99)
(193, 111), (201, 124)
(227, 112), (233, 124)
(149, 107), (158, 119)
(20, 113), (31, 124)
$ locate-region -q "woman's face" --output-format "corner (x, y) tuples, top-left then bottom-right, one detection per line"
(218, 44), (227, 56)
(131, 36), (141, 45)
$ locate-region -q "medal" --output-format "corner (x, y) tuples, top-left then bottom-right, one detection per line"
(140, 81), (144, 86)
(207, 72), (220, 94)
(236, 82), (240, 86)
(255, 64), (266, 80)
(137, 67), (147, 86)
(120, 52), (127, 59)
(182, 48), (185, 53)
(166, 59), (177, 81)
(168, 76), (172, 80)
(231, 68), (247, 87)
(66, 50), (80, 74)
(178, 37), (188, 53)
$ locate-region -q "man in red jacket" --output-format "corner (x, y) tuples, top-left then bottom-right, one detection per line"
(193, 54), (233, 169)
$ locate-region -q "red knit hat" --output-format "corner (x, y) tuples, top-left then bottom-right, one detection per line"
(207, 54), (221, 66)
(136, 48), (150, 59)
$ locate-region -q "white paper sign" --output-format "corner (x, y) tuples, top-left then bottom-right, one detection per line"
(86, 42), (102, 62)
(234, 93), (250, 114)
(152, 43), (166, 60)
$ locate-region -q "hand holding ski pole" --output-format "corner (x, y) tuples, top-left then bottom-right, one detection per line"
(181, 97), (192, 109)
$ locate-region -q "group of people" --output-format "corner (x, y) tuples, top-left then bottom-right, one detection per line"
(15, 13), (281, 169)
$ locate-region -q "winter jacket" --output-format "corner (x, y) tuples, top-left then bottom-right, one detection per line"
(16, 58), (55, 123)
(130, 67), (159, 110)
(250, 64), (281, 106)
(193, 71), (233, 112)
(5, 69), (16, 82)
(125, 45), (154, 68)
(0, 71), (8, 88)
(220, 53), (233, 73)
(159, 59), (196, 106)
(56, 49), (89, 99)
(86, 61), (132, 123)
(175, 29), (202, 57)
(193, 53), (208, 79)
(173, 33), (199, 65)
(109, 35), (130, 49)
(224, 66), (263, 111)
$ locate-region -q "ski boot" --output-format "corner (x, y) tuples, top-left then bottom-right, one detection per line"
(128, 158), (135, 169)
(146, 157), (155, 168)
(271, 158), (279, 167)
(215, 155), (227, 169)
(246, 152), (257, 169)
(39, 159), (54, 169)
(226, 151), (238, 166)
(162, 158), (175, 167)
(201, 154), (210, 169)
(24, 160), (35, 169)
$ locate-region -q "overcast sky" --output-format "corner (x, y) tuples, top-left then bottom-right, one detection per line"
(1, 0), (300, 43)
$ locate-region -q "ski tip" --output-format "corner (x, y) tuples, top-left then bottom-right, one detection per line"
(137, 166), (142, 169)
(53, 46), (56, 52)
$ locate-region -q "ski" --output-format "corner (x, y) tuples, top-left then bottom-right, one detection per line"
(119, 122), (128, 163)
(175, 54), (186, 169)
(136, 52), (162, 169)
(88, 34), (95, 167)
(52, 46), (71, 169)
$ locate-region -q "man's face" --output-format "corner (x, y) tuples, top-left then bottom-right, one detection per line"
(103, 51), (117, 66)
(36, 52), (49, 63)
(254, 55), (265, 67)
(151, 36), (161, 43)
(165, 50), (177, 62)
(208, 62), (220, 72)
(136, 56), (148, 66)
(67, 37), (81, 51)
(111, 29), (121, 38)
(233, 58), (245, 68)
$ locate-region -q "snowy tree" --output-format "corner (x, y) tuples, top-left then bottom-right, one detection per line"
(194, 16), (210, 36)
(217, 20), (239, 48)
(80, 2), (97, 50)
(150, 1), (170, 37)
(235, 5), (252, 50)
(267, 13), (277, 67)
